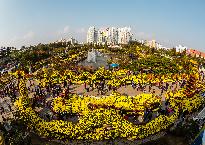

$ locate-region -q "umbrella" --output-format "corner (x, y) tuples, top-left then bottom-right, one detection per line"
(110, 63), (119, 68)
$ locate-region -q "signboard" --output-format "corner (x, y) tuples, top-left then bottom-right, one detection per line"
(201, 91), (205, 97)
(191, 128), (205, 145)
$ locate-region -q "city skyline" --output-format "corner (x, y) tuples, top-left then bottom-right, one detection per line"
(0, 0), (205, 51)
(87, 26), (132, 45)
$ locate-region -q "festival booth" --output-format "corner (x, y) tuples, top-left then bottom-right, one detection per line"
(109, 63), (119, 70)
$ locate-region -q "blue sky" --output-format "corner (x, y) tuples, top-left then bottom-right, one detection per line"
(0, 0), (205, 51)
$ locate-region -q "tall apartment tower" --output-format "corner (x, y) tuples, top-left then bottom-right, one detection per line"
(87, 26), (98, 44)
(118, 27), (132, 44)
(87, 26), (132, 44)
(97, 29), (107, 44)
(107, 27), (118, 45)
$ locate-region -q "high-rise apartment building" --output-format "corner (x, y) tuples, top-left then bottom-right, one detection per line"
(145, 40), (157, 48)
(87, 26), (98, 43)
(117, 27), (132, 44)
(87, 26), (132, 45)
(144, 40), (168, 50)
(97, 28), (107, 44)
(107, 27), (118, 45)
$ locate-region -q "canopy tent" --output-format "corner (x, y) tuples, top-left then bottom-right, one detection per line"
(110, 63), (119, 68)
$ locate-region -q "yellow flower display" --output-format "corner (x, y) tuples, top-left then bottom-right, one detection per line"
(15, 79), (204, 141)
(13, 57), (205, 141)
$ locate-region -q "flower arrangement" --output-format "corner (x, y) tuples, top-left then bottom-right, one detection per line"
(14, 78), (204, 141)
(13, 57), (205, 141)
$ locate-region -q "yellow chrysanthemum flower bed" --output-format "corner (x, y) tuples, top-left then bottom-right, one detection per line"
(27, 66), (190, 87)
(15, 94), (181, 141)
(52, 93), (161, 116)
(14, 83), (204, 141)
(13, 63), (205, 141)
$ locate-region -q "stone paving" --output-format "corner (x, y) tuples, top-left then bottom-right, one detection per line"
(0, 96), (16, 123)
(193, 104), (205, 121)
(69, 81), (180, 101)
(0, 73), (182, 124)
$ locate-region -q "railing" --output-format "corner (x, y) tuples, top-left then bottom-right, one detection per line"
(193, 91), (205, 121)
(191, 127), (205, 145)
(193, 107), (205, 121)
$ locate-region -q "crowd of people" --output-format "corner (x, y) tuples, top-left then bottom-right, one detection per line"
(83, 70), (187, 97)
(1, 63), (204, 124)
(0, 51), (204, 142)
(22, 67), (198, 124)
(0, 80), (18, 102)
(0, 76), (19, 121)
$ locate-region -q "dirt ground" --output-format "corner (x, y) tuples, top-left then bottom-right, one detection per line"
(26, 80), (183, 145)
(69, 82), (179, 97)
(30, 132), (188, 145)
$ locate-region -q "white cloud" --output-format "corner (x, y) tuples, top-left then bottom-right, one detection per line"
(133, 31), (145, 40)
(134, 31), (155, 40)
(3, 31), (36, 48)
(73, 27), (86, 42)
(22, 31), (35, 39)
(136, 32), (145, 36)
(63, 25), (70, 33)
(56, 26), (86, 42)
(76, 28), (86, 33)
(57, 25), (70, 34)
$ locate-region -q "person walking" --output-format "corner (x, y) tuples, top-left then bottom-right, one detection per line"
(131, 79), (136, 89)
(65, 87), (69, 99)
(166, 82), (169, 90)
(63, 80), (67, 88)
(84, 82), (87, 90)
(161, 86), (164, 95)
(149, 85), (151, 92)
(90, 82), (93, 91)
(202, 71), (204, 81)
(108, 84), (112, 91)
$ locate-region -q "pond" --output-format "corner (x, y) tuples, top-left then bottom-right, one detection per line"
(78, 49), (110, 70)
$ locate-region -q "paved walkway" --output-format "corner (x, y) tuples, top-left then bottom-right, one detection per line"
(193, 106), (205, 121)
(0, 97), (16, 123)
(70, 82), (180, 97)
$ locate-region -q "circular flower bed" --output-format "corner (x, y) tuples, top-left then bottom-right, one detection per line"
(14, 78), (205, 141)
(13, 57), (205, 141)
